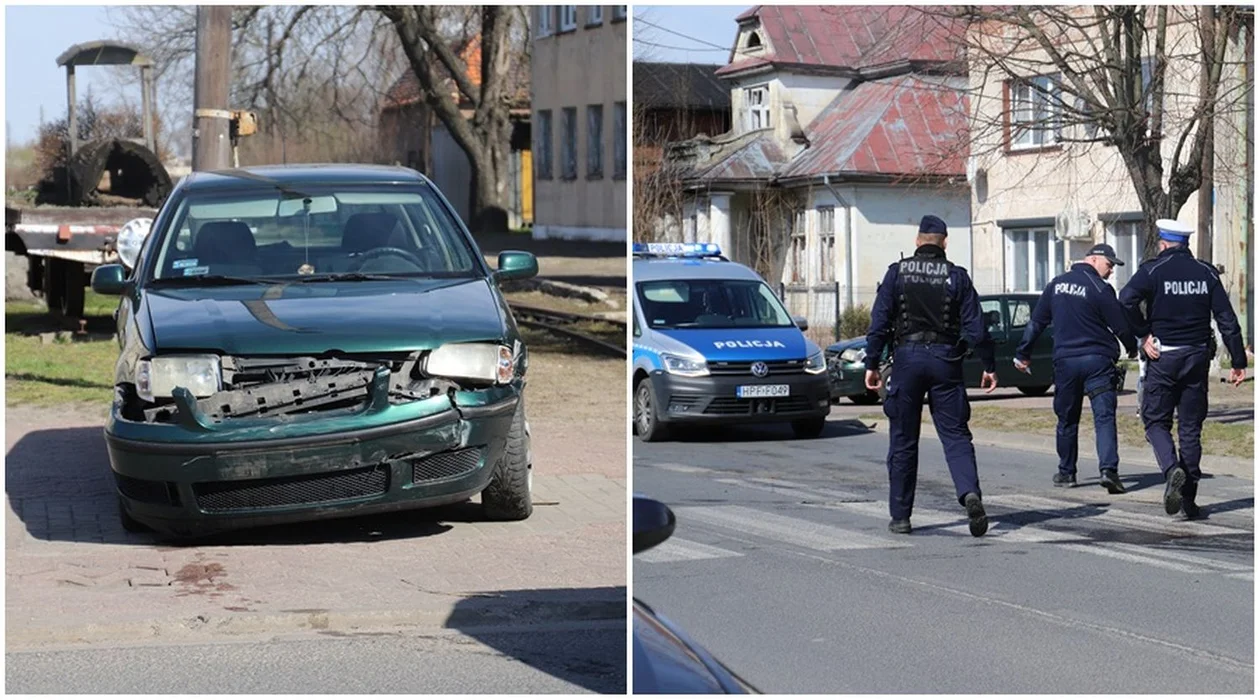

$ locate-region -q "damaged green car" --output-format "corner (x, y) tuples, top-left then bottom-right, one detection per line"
(91, 164), (538, 538)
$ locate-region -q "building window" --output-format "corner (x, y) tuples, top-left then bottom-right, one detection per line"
(817, 206), (835, 283)
(1005, 227), (1061, 292)
(613, 101), (627, 179)
(789, 209), (807, 285)
(1106, 219), (1144, 288)
(744, 85), (770, 131)
(1008, 75), (1061, 150)
(746, 31), (762, 49)
(587, 104), (604, 179)
(587, 5), (603, 26)
(559, 5), (577, 32)
(561, 107), (577, 180)
(536, 6), (554, 38)
(536, 110), (553, 180)
(612, 5), (627, 21)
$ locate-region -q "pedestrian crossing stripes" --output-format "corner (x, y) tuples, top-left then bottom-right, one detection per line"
(639, 477), (1252, 580)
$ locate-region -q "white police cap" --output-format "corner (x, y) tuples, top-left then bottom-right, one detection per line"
(1155, 218), (1193, 243)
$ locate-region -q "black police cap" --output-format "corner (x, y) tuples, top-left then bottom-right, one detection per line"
(919, 215), (947, 236)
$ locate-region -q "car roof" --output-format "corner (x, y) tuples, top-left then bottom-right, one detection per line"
(180, 164), (432, 192)
(632, 258), (765, 283)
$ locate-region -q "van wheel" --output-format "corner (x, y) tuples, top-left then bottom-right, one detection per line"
(791, 417), (826, 439)
(482, 399), (532, 521)
(117, 496), (152, 534)
(1018, 385), (1051, 396)
(634, 377), (669, 442)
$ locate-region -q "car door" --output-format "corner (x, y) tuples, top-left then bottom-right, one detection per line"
(962, 297), (1009, 385)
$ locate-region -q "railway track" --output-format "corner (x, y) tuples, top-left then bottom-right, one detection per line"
(508, 302), (627, 358)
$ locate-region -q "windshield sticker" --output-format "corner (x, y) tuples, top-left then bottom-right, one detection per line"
(713, 340), (787, 349)
(182, 265), (211, 277)
(172, 258), (199, 269)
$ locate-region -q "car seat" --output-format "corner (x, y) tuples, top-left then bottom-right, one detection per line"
(190, 221), (261, 275)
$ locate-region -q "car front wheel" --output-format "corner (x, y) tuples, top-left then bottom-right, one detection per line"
(847, 390), (880, 405)
(482, 398), (532, 521)
(1018, 385), (1051, 396)
(634, 378), (669, 442)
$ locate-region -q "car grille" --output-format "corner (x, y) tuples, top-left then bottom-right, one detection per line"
(708, 360), (806, 376)
(194, 465), (389, 513)
(115, 473), (181, 506)
(704, 396), (815, 415)
(411, 447), (483, 483)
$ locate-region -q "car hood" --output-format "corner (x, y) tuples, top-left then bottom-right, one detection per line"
(143, 278), (508, 355)
(655, 326), (811, 361)
(632, 599), (757, 694)
(826, 336), (867, 353)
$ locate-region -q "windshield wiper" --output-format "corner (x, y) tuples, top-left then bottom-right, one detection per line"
(207, 168), (312, 199)
(288, 272), (409, 283)
(149, 274), (279, 287)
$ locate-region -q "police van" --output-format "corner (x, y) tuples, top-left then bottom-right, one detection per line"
(631, 243), (831, 442)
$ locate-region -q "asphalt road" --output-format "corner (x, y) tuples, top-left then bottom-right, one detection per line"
(6, 620), (626, 694)
(633, 417), (1254, 694)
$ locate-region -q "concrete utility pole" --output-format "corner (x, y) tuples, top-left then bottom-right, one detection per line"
(1197, 5), (1216, 262)
(192, 5), (232, 171)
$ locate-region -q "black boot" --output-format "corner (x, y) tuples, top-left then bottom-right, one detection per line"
(1181, 481), (1201, 519)
(1099, 469), (1125, 495)
(888, 519), (912, 534)
(1163, 467), (1186, 515)
(963, 493), (988, 537)
(1052, 472), (1076, 488)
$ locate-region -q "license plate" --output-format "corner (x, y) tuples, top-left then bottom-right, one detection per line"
(736, 384), (789, 398)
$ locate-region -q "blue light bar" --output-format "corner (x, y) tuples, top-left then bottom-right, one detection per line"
(633, 242), (723, 257)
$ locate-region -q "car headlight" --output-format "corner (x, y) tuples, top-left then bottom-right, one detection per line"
(804, 349), (827, 375)
(115, 217), (152, 270)
(839, 347), (866, 364)
(136, 354), (222, 402)
(661, 353), (708, 377)
(426, 343), (515, 385)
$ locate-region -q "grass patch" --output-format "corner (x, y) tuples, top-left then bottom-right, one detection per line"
(6, 292), (119, 407)
(859, 407), (1251, 459)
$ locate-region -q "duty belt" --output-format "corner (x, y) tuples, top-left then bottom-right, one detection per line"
(898, 331), (959, 345)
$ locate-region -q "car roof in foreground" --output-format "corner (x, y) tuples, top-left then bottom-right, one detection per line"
(633, 258), (764, 283)
(181, 164), (431, 192)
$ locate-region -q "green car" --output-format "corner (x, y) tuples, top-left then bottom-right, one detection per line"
(825, 293), (1057, 404)
(91, 165), (539, 538)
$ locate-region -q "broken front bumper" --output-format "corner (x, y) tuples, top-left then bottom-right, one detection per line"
(104, 391), (519, 536)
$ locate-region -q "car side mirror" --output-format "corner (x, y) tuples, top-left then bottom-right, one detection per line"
(793, 315), (809, 331)
(91, 264), (127, 295)
(495, 250), (538, 282)
(633, 494), (676, 555)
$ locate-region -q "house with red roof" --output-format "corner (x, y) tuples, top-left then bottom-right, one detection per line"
(660, 6), (973, 331)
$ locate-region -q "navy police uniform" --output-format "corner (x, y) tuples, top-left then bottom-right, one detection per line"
(1118, 220), (1248, 516)
(1015, 244), (1137, 492)
(866, 215), (995, 537)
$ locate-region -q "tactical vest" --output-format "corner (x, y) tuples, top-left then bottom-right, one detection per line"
(894, 252), (961, 344)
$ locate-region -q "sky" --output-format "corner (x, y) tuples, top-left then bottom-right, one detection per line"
(633, 5), (748, 65)
(5, 5), (125, 147)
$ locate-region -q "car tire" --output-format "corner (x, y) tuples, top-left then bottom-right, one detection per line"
(847, 391), (880, 405)
(117, 496), (152, 534)
(791, 417), (826, 439)
(481, 398), (533, 521)
(876, 365), (893, 402)
(1018, 385), (1051, 396)
(634, 377), (669, 442)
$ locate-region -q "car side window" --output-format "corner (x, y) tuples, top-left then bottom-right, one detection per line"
(632, 307), (641, 338)
(1008, 299), (1033, 329)
(980, 299), (1005, 335)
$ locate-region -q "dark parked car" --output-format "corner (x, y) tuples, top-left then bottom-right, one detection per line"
(91, 164), (539, 537)
(633, 495), (759, 694)
(826, 293), (1059, 404)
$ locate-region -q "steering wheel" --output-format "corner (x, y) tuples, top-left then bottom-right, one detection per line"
(349, 247), (427, 272)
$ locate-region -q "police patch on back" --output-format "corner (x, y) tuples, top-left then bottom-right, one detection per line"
(1164, 280), (1209, 295)
(1055, 282), (1087, 298)
(898, 258), (950, 286)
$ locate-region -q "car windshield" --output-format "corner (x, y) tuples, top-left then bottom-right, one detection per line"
(637, 278), (794, 329)
(148, 185), (479, 283)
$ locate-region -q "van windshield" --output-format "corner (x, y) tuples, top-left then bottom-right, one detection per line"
(637, 279), (794, 329)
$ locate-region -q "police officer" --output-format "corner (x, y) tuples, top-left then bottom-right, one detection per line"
(865, 215), (998, 537)
(1013, 243), (1138, 493)
(1119, 219), (1248, 518)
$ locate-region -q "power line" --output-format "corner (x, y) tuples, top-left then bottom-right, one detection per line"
(633, 37), (729, 53)
(634, 15), (737, 54)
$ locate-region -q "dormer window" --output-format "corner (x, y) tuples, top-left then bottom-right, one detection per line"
(746, 31), (763, 49)
(744, 85), (770, 131)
